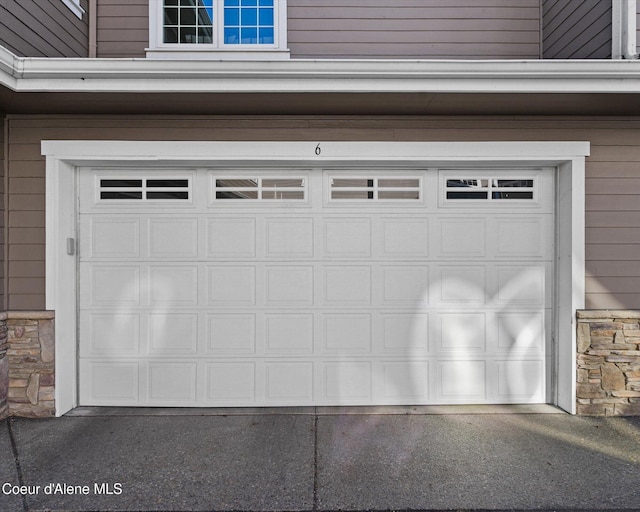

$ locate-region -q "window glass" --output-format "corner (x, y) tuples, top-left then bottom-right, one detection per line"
(163, 0), (275, 46)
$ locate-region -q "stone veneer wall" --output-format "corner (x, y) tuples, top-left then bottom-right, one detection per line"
(6, 312), (55, 417)
(577, 310), (640, 416)
(0, 313), (8, 420)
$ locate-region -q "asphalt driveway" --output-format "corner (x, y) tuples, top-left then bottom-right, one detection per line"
(1, 406), (640, 511)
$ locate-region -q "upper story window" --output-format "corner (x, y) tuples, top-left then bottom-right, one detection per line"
(147, 0), (289, 60)
(61, 0), (85, 19)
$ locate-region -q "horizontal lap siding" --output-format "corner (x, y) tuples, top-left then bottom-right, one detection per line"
(96, 0), (148, 58)
(542, 0), (612, 59)
(6, 115), (640, 310)
(288, 0), (541, 58)
(0, 0), (88, 57)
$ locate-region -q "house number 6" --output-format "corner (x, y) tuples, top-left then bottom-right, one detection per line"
(315, 143), (321, 155)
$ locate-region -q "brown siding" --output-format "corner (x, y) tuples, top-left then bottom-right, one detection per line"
(5, 115), (640, 310)
(288, 0), (541, 59)
(0, 0), (89, 58)
(96, 0), (148, 58)
(96, 0), (541, 59)
(542, 0), (612, 59)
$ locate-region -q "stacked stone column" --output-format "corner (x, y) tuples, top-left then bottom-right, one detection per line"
(577, 311), (640, 416)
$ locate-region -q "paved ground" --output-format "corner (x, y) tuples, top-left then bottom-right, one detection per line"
(1, 406), (640, 511)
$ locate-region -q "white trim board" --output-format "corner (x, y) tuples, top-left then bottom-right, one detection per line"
(41, 140), (589, 416)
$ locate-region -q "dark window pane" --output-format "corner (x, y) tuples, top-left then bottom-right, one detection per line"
(100, 179), (142, 187)
(180, 7), (197, 25)
(198, 27), (213, 43)
(146, 191), (189, 200)
(332, 178), (373, 188)
(147, 179), (189, 188)
(164, 27), (178, 43)
(262, 178), (304, 188)
(165, 0), (178, 5)
(180, 0), (197, 6)
(180, 26), (197, 43)
(447, 191), (488, 200)
(216, 190), (259, 199)
(198, 7), (213, 25)
(492, 191), (534, 200)
(164, 7), (178, 24)
(101, 191), (143, 200)
(216, 179), (257, 188)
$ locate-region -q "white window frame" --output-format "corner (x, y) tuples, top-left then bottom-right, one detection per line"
(61, 0), (85, 19)
(147, 0), (289, 60)
(41, 140), (588, 417)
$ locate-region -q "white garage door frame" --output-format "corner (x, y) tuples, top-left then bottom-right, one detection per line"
(41, 140), (589, 416)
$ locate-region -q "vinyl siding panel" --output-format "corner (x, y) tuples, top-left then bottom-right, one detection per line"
(6, 115), (640, 310)
(542, 0), (612, 59)
(288, 0), (541, 59)
(0, 0), (88, 57)
(96, 0), (148, 58)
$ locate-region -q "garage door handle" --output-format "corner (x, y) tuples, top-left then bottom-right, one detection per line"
(67, 238), (75, 256)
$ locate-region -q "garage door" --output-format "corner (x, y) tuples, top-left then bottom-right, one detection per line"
(78, 167), (554, 407)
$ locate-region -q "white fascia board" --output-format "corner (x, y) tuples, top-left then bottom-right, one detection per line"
(3, 50), (640, 94)
(41, 140), (591, 165)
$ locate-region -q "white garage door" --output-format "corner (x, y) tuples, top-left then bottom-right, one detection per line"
(78, 167), (554, 407)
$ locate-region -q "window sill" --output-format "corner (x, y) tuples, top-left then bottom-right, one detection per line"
(145, 48), (291, 61)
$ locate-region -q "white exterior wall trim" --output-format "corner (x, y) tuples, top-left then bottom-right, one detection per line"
(2, 45), (640, 94)
(42, 140), (588, 416)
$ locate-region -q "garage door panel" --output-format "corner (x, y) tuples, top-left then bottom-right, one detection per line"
(207, 266), (256, 305)
(148, 313), (198, 355)
(265, 265), (314, 304)
(379, 362), (429, 401)
(437, 360), (487, 402)
(495, 360), (544, 402)
(323, 362), (372, 402)
(80, 312), (141, 357)
(81, 264), (141, 306)
(80, 361), (140, 404)
(493, 264), (548, 307)
(206, 314), (256, 354)
(379, 314), (429, 354)
(265, 217), (314, 257)
(323, 218), (372, 257)
(265, 362), (314, 402)
(380, 217), (429, 258)
(494, 217), (548, 259)
(265, 314), (314, 354)
(82, 217), (141, 259)
(149, 265), (199, 306)
(323, 266), (372, 304)
(148, 217), (199, 258)
(148, 362), (197, 403)
(207, 218), (257, 258)
(435, 266), (486, 305)
(381, 266), (429, 305)
(437, 313), (486, 353)
(206, 362), (256, 403)
(323, 314), (372, 353)
(495, 311), (546, 353)
(437, 218), (486, 258)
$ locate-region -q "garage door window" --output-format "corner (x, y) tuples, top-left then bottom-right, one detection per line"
(330, 177), (421, 200)
(214, 177), (306, 200)
(99, 178), (190, 201)
(445, 177), (535, 201)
